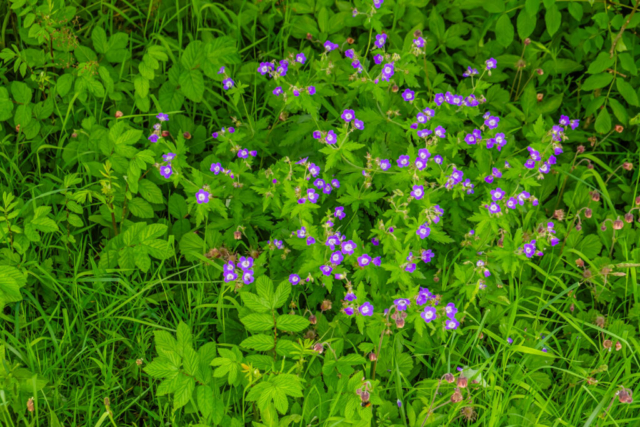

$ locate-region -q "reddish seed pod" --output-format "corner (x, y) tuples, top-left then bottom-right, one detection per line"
(600, 224), (607, 231)
(603, 339), (612, 349)
(536, 68), (544, 76)
(577, 145), (586, 153)
(451, 390), (463, 403)
(575, 223), (582, 231)
(524, 38), (531, 45)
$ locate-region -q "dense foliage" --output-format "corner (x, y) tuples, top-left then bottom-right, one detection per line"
(1, 0), (640, 425)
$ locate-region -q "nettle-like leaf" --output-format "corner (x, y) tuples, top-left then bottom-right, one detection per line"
(246, 374), (304, 414)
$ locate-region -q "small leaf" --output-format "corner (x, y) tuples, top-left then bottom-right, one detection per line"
(495, 14), (515, 48)
(545, 5), (561, 36)
(594, 107), (612, 134)
(276, 315), (310, 332)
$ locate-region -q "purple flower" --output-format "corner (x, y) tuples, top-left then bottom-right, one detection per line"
(491, 188), (505, 201)
(484, 116), (500, 129)
(351, 60), (361, 70)
(507, 337), (513, 344)
(314, 179), (326, 189)
(506, 198), (517, 209)
(239, 256), (253, 271)
(345, 49), (355, 59)
(444, 303), (457, 318)
(238, 148), (249, 159)
(341, 109), (355, 122)
(332, 179), (340, 188)
(307, 189), (319, 203)
(373, 0), (383, 8)
(358, 254), (372, 267)
(330, 251), (344, 265)
(293, 88), (300, 97)
(344, 307), (355, 316)
(296, 227), (307, 238)
(559, 115), (570, 126)
(159, 165), (172, 179)
(405, 263), (416, 273)
(415, 158), (426, 170)
(289, 274), (301, 285)
(326, 235), (339, 250)
(397, 399), (402, 408)
(411, 185), (424, 199)
(359, 302), (374, 316)
(394, 298), (411, 311)
(148, 134), (159, 143)
(222, 78), (234, 90)
(397, 155), (410, 167)
(273, 86), (283, 96)
(374, 54), (383, 64)
(402, 89), (415, 102)
(324, 40), (339, 51)
(210, 163), (222, 174)
(445, 318), (459, 330)
(335, 206), (346, 220)
(417, 129), (432, 138)
(433, 155), (443, 165)
(156, 113), (169, 122)
(487, 202), (501, 214)
(371, 237), (380, 246)
(550, 237), (559, 246)
(381, 63), (395, 81)
(523, 242), (536, 258)
(306, 236), (316, 245)
(421, 249), (434, 263)
(421, 306), (436, 323)
(224, 270), (238, 282)
(539, 162), (551, 174)
(434, 126), (446, 138)
(296, 53), (306, 64)
(414, 37), (425, 48)
(380, 159), (391, 171)
(308, 86), (316, 95)
(196, 189), (210, 204)
(486, 58), (497, 70)
(570, 119), (579, 130)
(326, 130), (337, 144)
(524, 159), (536, 169)
(375, 33), (387, 48)
(373, 256), (381, 266)
(341, 240), (357, 255)
(257, 62), (272, 75)
(218, 67), (225, 74)
(242, 270), (254, 285)
(354, 119), (365, 130)
(320, 265), (333, 276)
(416, 224), (430, 239)
(212, 132), (219, 138)
(163, 152), (176, 162)
(308, 163), (320, 176)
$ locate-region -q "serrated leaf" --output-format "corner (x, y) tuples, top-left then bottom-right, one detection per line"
(174, 375), (195, 409)
(276, 315), (309, 332)
(241, 313), (275, 332)
(272, 281), (291, 309)
(240, 292), (272, 313)
(241, 334), (275, 351)
(179, 69), (205, 102)
(495, 14), (514, 48)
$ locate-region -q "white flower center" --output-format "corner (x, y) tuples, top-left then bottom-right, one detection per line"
(198, 194), (205, 201)
(425, 311), (433, 319)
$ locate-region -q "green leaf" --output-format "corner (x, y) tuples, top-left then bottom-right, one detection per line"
(183, 345), (200, 376)
(495, 14), (514, 48)
(0, 266), (26, 308)
(139, 179), (164, 203)
(240, 334), (275, 351)
(169, 194), (188, 219)
(616, 78), (639, 106)
(525, 0), (540, 15)
(117, 129), (143, 145)
(517, 10), (536, 39)
(179, 69), (205, 103)
(594, 107), (611, 134)
(0, 87), (13, 121)
(128, 198), (154, 218)
(92, 27), (109, 54)
(256, 276), (274, 304)
(582, 73), (613, 91)
(154, 330), (179, 356)
(483, 0), (505, 13)
(587, 52), (615, 74)
(240, 292), (272, 313)
(174, 375), (195, 409)
(241, 313), (275, 332)
(31, 216), (59, 232)
(197, 385), (214, 418)
(272, 281), (291, 309)
(133, 245), (151, 272)
(276, 315), (310, 332)
(11, 81), (32, 104)
(144, 356), (180, 378)
(545, 5), (561, 36)
(177, 322), (193, 355)
(143, 239), (174, 260)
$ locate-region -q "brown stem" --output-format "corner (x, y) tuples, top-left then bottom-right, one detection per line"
(610, 0), (639, 58)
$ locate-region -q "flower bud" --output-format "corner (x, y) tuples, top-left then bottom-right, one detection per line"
(183, 132), (191, 139)
(136, 358), (143, 366)
(613, 219), (624, 230)
(603, 339), (612, 350)
(321, 299), (332, 311)
(570, 303), (575, 312)
(600, 224), (607, 231)
(234, 231), (242, 240)
(554, 210), (565, 221)
(524, 38), (531, 45)
(309, 314), (317, 325)
(636, 196), (640, 205)
(347, 37), (355, 44)
(577, 145), (585, 153)
(391, 84), (399, 93)
(306, 33), (313, 40)
(360, 390), (370, 402)
(576, 258), (584, 267)
(451, 390), (463, 403)
(615, 124), (624, 133)
(585, 208), (592, 218)
(115, 111), (123, 118)
(27, 397), (34, 413)
(536, 93), (544, 102)
(623, 162), (633, 171)
(576, 223), (582, 231)
(313, 343), (324, 353)
(587, 377), (597, 385)
(619, 388), (633, 403)
(369, 352), (377, 361)
(414, 30), (423, 37)
(536, 68), (544, 76)
(16, 124), (21, 133)
(162, 130), (170, 137)
(395, 318), (405, 328)
(616, 341), (622, 351)
(590, 191), (600, 202)
(71, 132), (77, 138)
(444, 373), (455, 383)
(457, 377), (468, 388)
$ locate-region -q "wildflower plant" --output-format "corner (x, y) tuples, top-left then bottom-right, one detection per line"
(1, 0), (639, 425)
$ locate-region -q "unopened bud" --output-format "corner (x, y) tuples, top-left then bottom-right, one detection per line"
(71, 132), (77, 138)
(313, 343), (324, 353)
(616, 341), (622, 351)
(162, 130), (170, 137)
(576, 258), (584, 267)
(369, 352), (377, 361)
(115, 111), (123, 118)
(636, 196), (640, 205)
(391, 84), (399, 93)
(457, 377), (468, 388)
(615, 124), (624, 133)
(234, 231), (242, 240)
(309, 314), (317, 325)
(136, 358), (143, 366)
(414, 30), (423, 38)
(619, 388), (633, 403)
(524, 38), (531, 45)
(585, 208), (592, 218)
(587, 377), (597, 385)
(600, 224), (607, 231)
(536, 93), (544, 102)
(27, 397), (34, 413)
(347, 37), (355, 44)
(536, 68), (543, 76)
(576, 223), (582, 231)
(623, 162), (633, 171)
(613, 219), (624, 230)
(396, 318), (405, 328)
(570, 303), (575, 312)
(183, 132), (191, 139)
(590, 191), (600, 202)
(577, 145), (586, 154)
(444, 373), (455, 383)
(306, 33), (313, 41)
(603, 339), (612, 350)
